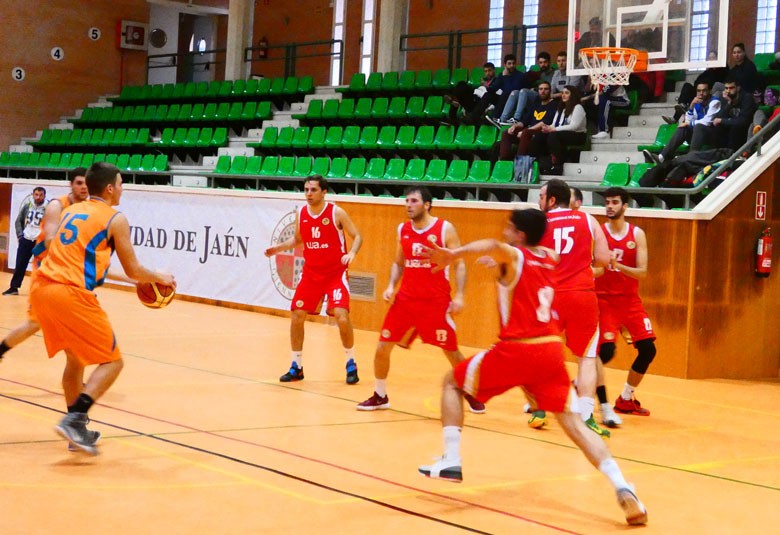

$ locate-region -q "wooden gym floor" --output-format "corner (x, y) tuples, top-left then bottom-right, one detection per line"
(1, 272), (779, 534)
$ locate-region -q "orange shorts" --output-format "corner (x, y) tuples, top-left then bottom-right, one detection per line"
(29, 278), (121, 366)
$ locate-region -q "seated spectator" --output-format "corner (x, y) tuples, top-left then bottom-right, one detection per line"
(493, 52), (555, 126)
(498, 81), (557, 159)
(574, 17), (616, 58)
(550, 52), (587, 99)
(713, 77), (756, 150)
(728, 42), (760, 94)
(663, 52), (728, 124)
(522, 85), (588, 175)
(590, 84), (630, 139)
(445, 62), (496, 125)
(644, 81), (721, 164)
(751, 87), (779, 136)
(485, 54), (530, 119)
(527, 51), (555, 85)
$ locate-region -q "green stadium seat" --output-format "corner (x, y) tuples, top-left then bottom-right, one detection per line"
(275, 126), (295, 149)
(149, 85), (164, 100)
(359, 125), (379, 150)
(257, 78), (272, 96)
(172, 83), (186, 99)
(365, 157), (386, 179)
(60, 129), (76, 145)
(338, 98), (355, 119)
(278, 156), (296, 176)
(377, 126), (397, 150)
(384, 158), (406, 180)
(133, 128), (150, 146)
(37, 153), (51, 167)
(237, 102), (254, 121)
(59, 153), (74, 168)
(370, 97), (389, 119)
(312, 156), (330, 176)
(194, 82), (209, 98)
(269, 77), (285, 96)
(366, 72), (383, 92)
(423, 159), (447, 181)
(231, 79), (246, 96)
(183, 127), (200, 147)
(178, 103), (194, 122)
(70, 153), (84, 167)
(214, 155), (232, 174)
(89, 129), (105, 146)
(433, 125), (456, 149)
(35, 129), (55, 145)
(328, 157), (349, 178)
(387, 97), (407, 119)
(143, 105), (157, 122)
(98, 128), (115, 146)
(324, 126), (344, 150)
(614, 90), (640, 119)
(256, 101), (273, 120)
(423, 96), (444, 118)
(346, 157), (366, 179)
(340, 125), (360, 150)
(452, 124), (476, 149)
(153, 104), (169, 122)
(93, 153), (107, 164)
(81, 154), (95, 168)
(100, 107), (115, 122)
(403, 159), (426, 180)
(217, 80), (233, 98)
(415, 70), (433, 90)
(116, 154), (131, 170)
(432, 68), (451, 90)
(467, 160), (491, 182)
(282, 76), (299, 96)
(127, 154), (143, 171)
(298, 99), (323, 120)
(260, 127), (279, 149)
(341, 73), (366, 93)
(490, 160), (514, 183)
(164, 104), (180, 122)
(630, 163), (654, 186)
(182, 82), (197, 98)
(7, 152), (22, 166)
(203, 103), (218, 121)
(139, 154), (155, 171)
(322, 98), (340, 120)
(119, 85), (141, 100)
(308, 126), (327, 150)
(637, 123), (679, 153)
(398, 70), (416, 92)
(229, 155), (248, 174)
(214, 102), (230, 121)
(0, 152), (11, 165)
(47, 153), (61, 168)
(245, 156), (263, 175)
(474, 125), (498, 150)
(451, 68), (469, 87)
(298, 76), (314, 95)
(260, 156), (279, 175)
(601, 163), (631, 186)
(211, 127), (227, 147)
(161, 83), (175, 99)
(293, 156), (313, 177)
(131, 105), (146, 122)
(414, 125), (435, 150)
(354, 97), (373, 120)
(120, 106), (134, 122)
(152, 154), (168, 172)
(396, 125), (416, 150)
(291, 126), (311, 149)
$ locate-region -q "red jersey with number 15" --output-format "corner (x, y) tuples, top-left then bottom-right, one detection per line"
(499, 246), (560, 340)
(396, 217), (452, 304)
(540, 208), (595, 292)
(298, 202), (346, 278)
(595, 223), (640, 296)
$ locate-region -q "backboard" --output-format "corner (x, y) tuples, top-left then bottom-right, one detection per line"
(567, 0), (730, 75)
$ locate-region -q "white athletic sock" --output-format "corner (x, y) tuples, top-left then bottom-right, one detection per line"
(443, 426), (462, 460)
(658, 154), (665, 162)
(291, 351), (302, 366)
(375, 379), (387, 398)
(599, 458), (630, 490)
(345, 346), (356, 361)
(579, 396), (595, 421)
(621, 383), (636, 400)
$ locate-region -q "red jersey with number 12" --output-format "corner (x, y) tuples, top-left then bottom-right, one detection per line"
(298, 202), (346, 278)
(595, 223), (640, 296)
(499, 246), (560, 340)
(540, 208), (595, 292)
(396, 217), (452, 304)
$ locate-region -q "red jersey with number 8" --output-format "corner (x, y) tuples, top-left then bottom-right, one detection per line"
(540, 208), (595, 292)
(298, 203), (346, 278)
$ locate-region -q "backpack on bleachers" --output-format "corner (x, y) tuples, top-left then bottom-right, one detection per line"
(513, 155), (535, 183)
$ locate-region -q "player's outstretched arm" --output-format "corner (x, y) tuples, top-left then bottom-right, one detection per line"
(40, 199), (64, 250)
(615, 226), (648, 279)
(110, 214), (176, 288)
(589, 214), (611, 268)
(427, 239), (517, 271)
(265, 213), (302, 257)
(336, 206), (363, 265)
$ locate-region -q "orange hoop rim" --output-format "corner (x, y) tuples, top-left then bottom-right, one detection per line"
(579, 47), (649, 72)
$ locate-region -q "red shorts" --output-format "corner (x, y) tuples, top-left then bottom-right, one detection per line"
(598, 294), (655, 345)
(292, 270), (350, 315)
(453, 338), (575, 413)
(380, 297), (458, 351)
(555, 290), (599, 358)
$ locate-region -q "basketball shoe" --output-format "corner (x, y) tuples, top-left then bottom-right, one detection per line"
(68, 430), (101, 453)
(585, 416), (611, 438)
(356, 392), (390, 411)
(528, 410), (547, 428)
(601, 402), (623, 427)
(55, 412), (98, 455)
(418, 456), (463, 482)
(617, 487), (648, 525)
(345, 358), (359, 385)
(614, 396), (650, 416)
(279, 362), (304, 382)
(464, 393), (486, 414)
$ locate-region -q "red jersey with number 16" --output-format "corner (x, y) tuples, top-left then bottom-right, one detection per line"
(499, 246), (560, 340)
(298, 202), (346, 278)
(595, 223), (640, 296)
(540, 208), (595, 292)
(396, 217), (452, 304)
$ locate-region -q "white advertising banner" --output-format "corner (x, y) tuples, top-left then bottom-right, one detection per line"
(8, 184), (307, 311)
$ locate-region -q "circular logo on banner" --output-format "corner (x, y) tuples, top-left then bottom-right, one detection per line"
(626, 241), (636, 250)
(269, 210), (304, 300)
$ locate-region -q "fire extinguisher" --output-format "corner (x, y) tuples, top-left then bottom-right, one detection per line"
(257, 36), (268, 59)
(756, 227), (773, 277)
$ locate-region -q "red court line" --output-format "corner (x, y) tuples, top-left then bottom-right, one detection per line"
(1, 377), (587, 534)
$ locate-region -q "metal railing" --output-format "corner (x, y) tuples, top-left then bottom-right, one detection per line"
(147, 47), (227, 82)
(244, 39), (343, 84)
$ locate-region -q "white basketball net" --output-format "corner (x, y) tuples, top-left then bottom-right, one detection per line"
(579, 49), (638, 86)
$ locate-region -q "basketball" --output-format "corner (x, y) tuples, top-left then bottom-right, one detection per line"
(136, 281), (175, 309)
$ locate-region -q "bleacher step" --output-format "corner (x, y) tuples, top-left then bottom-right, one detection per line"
(218, 146), (255, 157)
(561, 162), (609, 181)
(579, 151), (645, 164)
(611, 125), (657, 141)
(627, 115), (666, 128)
(590, 141), (649, 151)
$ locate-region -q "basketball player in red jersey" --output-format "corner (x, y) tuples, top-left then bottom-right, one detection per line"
(537, 179), (612, 437)
(418, 208), (647, 526)
(265, 175), (363, 384)
(595, 188), (655, 418)
(357, 186), (485, 413)
(0, 167), (89, 362)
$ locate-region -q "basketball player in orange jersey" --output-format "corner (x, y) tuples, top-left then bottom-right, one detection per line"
(0, 168), (89, 362)
(536, 178), (612, 437)
(594, 188), (656, 420)
(264, 175), (363, 384)
(30, 162), (176, 454)
(357, 186), (485, 414)
(418, 209), (647, 526)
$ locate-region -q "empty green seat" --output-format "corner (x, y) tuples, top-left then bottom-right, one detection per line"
(143, 105), (158, 121)
(211, 128), (227, 147)
(346, 157), (366, 179)
(452, 124), (476, 149)
(381, 72), (399, 93)
(37, 153), (51, 167)
(301, 99), (323, 120)
(366, 72), (383, 92)
(195, 127), (212, 147)
(398, 70), (416, 92)
(183, 127), (200, 147)
(291, 126), (311, 149)
(269, 77), (285, 96)
(341, 125), (360, 150)
(424, 96), (444, 118)
(474, 125), (498, 150)
(396, 125), (416, 150)
(384, 158), (406, 180)
(467, 160), (491, 182)
(172, 83), (187, 99)
(152, 154), (168, 172)
(293, 156), (313, 176)
(377, 126), (397, 150)
(354, 98), (373, 120)
(260, 156), (279, 175)
(214, 155), (231, 174)
(601, 163), (631, 186)
(371, 97), (389, 119)
(434, 125), (456, 150)
(215, 102), (231, 121)
(278, 156), (296, 176)
(415, 70), (433, 90)
(337, 99), (355, 119)
(256, 101), (273, 120)
(81, 154), (95, 168)
(451, 68), (469, 86)
(312, 156), (330, 176)
(637, 124), (679, 153)
(217, 80), (233, 98)
(282, 77), (299, 96)
(127, 154), (143, 171)
(328, 157), (349, 178)
(231, 79), (246, 96)
(245, 156), (263, 175)
(322, 99), (340, 120)
(388, 97), (407, 119)
(359, 126), (379, 150)
(308, 126), (327, 150)
(178, 103), (193, 122)
(256, 78), (272, 96)
(324, 126), (344, 149)
(164, 104), (180, 121)
(47, 153), (61, 168)
(260, 127), (279, 149)
(365, 157), (386, 179)
(203, 103), (218, 121)
(275, 126), (295, 149)
(432, 68), (451, 90)
(58, 153), (73, 168)
(194, 82), (209, 98)
(424, 159), (447, 181)
(403, 159), (426, 180)
(131, 106), (146, 121)
(341, 73), (366, 93)
(139, 154), (155, 171)
(298, 75), (314, 95)
(237, 102), (254, 121)
(120, 106), (134, 122)
(490, 160), (514, 183)
(229, 155), (248, 174)
(414, 125), (435, 150)
(116, 154), (131, 170)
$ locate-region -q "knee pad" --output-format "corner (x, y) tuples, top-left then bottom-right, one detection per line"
(631, 339), (656, 374)
(599, 342), (616, 365)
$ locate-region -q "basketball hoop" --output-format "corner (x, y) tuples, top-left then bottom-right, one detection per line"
(579, 47), (648, 87)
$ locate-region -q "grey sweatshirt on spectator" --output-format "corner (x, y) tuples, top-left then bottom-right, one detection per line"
(551, 104), (587, 132)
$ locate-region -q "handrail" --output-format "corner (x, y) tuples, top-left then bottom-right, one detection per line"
(146, 47), (227, 80)
(244, 39), (343, 83)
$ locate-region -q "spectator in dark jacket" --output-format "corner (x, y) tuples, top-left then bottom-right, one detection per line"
(713, 76), (757, 150)
(728, 42), (760, 93)
(664, 51), (729, 124)
(485, 54), (529, 118)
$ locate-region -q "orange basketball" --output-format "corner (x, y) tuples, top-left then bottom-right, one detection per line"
(136, 281), (175, 309)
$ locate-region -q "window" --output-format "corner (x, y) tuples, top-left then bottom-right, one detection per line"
(487, 0), (505, 66)
(756, 0), (778, 53)
(523, 0), (540, 66)
(360, 0), (377, 75)
(331, 0), (347, 85)
(689, 0), (710, 63)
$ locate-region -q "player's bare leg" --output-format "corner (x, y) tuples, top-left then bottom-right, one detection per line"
(357, 341), (393, 409)
(280, 310), (308, 382)
(418, 369), (464, 481)
(443, 349), (485, 414)
(3, 319), (40, 350)
(332, 307), (359, 384)
(577, 356), (610, 437)
(555, 408), (647, 525)
(615, 339), (655, 416)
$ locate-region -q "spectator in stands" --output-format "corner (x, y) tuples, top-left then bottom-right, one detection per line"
(751, 86), (779, 136)
(444, 62), (497, 125)
(498, 81), (557, 159)
(550, 52), (587, 100)
(527, 51), (555, 85)
(713, 76), (756, 150)
(644, 81), (721, 164)
(575, 17), (615, 58)
(485, 54), (529, 119)
(591, 84), (631, 139)
(728, 42), (759, 94)
(522, 85), (587, 175)
(570, 187), (584, 209)
(663, 51), (728, 124)
(493, 52), (555, 126)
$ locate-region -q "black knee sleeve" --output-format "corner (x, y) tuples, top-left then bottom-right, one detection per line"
(599, 342), (616, 365)
(631, 339), (656, 374)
